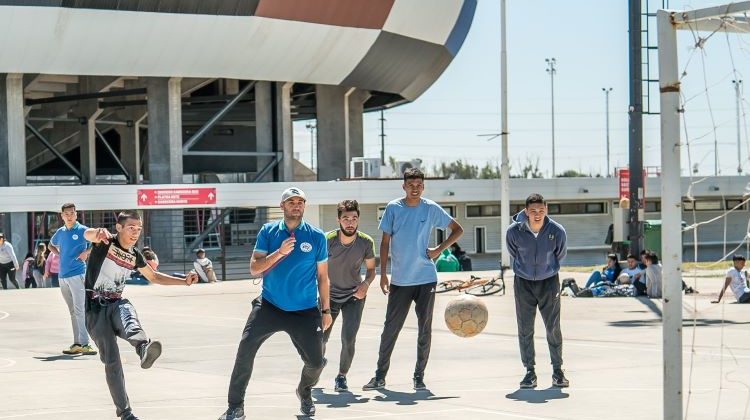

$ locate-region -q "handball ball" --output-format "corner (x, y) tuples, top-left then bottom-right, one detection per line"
(444, 295), (488, 338)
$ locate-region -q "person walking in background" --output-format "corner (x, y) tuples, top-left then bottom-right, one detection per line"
(0, 232), (21, 290)
(45, 250), (60, 288)
(33, 243), (47, 288)
(21, 252), (37, 288)
(506, 193), (569, 389)
(49, 203), (96, 356)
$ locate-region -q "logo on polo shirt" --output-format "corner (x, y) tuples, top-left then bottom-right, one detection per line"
(300, 242), (312, 252)
(72, 234), (79, 240)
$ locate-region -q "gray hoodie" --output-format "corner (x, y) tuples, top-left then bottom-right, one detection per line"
(506, 211), (567, 280)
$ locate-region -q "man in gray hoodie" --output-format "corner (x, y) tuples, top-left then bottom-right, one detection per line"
(506, 193), (568, 389)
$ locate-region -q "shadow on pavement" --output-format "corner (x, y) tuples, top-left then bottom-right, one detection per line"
(505, 387), (570, 404)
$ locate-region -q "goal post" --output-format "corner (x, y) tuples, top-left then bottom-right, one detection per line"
(657, 3), (750, 420)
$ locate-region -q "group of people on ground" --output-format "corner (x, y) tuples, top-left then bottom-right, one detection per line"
(569, 250), (664, 298)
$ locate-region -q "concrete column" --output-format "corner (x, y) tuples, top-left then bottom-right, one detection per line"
(0, 74), (28, 265)
(275, 82), (294, 181)
(118, 111), (146, 184)
(80, 107), (103, 185)
(348, 89), (371, 162)
(254, 81), (274, 182)
(146, 77), (183, 184)
(146, 77), (184, 262)
(315, 85), (369, 180)
(225, 79), (240, 95)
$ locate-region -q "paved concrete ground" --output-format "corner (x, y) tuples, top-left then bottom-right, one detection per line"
(1, 271), (749, 420)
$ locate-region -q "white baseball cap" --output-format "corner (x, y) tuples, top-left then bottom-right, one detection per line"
(281, 187), (306, 202)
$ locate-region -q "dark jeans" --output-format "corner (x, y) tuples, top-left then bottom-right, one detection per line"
(227, 297), (324, 408)
(740, 292), (750, 303)
(86, 298), (149, 418)
(0, 262), (20, 289)
(322, 297), (366, 376)
(513, 275), (563, 369)
(49, 273), (59, 287)
(24, 277), (37, 288)
(374, 282), (436, 380)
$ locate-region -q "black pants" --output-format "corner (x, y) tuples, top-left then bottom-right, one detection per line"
(86, 298), (149, 418)
(24, 276), (37, 288)
(0, 262), (20, 289)
(739, 292), (750, 303)
(322, 297), (366, 376)
(227, 297), (324, 408)
(514, 275), (563, 369)
(375, 283), (436, 380)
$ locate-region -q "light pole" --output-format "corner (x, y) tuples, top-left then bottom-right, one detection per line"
(545, 57), (557, 177)
(602, 87), (613, 176)
(733, 79), (743, 174)
(305, 122), (316, 170)
(500, 0), (510, 267)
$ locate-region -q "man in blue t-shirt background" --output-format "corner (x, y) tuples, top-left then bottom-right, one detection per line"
(49, 203), (96, 356)
(220, 187), (332, 420)
(363, 168), (464, 392)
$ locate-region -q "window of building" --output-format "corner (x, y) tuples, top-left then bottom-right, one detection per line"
(726, 199), (748, 210)
(547, 202), (607, 215)
(466, 204), (500, 218)
(683, 200), (722, 211)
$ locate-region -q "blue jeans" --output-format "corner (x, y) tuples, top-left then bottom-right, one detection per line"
(585, 271), (603, 288)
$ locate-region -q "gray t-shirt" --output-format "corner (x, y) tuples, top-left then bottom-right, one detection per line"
(326, 229), (375, 303)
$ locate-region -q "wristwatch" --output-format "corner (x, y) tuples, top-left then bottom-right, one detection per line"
(321, 308), (331, 314)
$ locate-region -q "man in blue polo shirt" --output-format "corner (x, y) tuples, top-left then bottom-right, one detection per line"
(219, 187), (332, 420)
(49, 203), (96, 356)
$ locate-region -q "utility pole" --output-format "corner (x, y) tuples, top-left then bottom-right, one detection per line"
(734, 79), (743, 174)
(545, 58), (557, 177)
(379, 109), (386, 164)
(603, 87), (613, 176)
(628, 0), (644, 256)
(500, 0), (510, 267)
(305, 122), (316, 170)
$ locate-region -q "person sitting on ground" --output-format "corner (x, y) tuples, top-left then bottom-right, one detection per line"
(193, 248), (217, 283)
(450, 243), (472, 271)
(616, 254), (643, 285)
(435, 248), (460, 272)
(584, 254), (622, 288)
(712, 254), (750, 304)
(141, 247), (159, 271)
(644, 252), (662, 298)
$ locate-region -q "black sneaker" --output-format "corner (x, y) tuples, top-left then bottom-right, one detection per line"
(120, 413), (140, 420)
(296, 387), (316, 416)
(552, 368), (569, 388)
(334, 374), (348, 392)
(519, 369), (537, 389)
(362, 376), (386, 391)
(139, 340), (162, 369)
(218, 406), (246, 420)
(413, 375), (427, 390)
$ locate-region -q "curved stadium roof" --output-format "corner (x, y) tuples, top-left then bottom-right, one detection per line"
(0, 0), (476, 104)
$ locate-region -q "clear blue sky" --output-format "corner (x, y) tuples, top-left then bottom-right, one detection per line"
(295, 0), (750, 177)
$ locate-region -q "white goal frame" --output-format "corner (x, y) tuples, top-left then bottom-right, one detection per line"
(657, 3), (750, 420)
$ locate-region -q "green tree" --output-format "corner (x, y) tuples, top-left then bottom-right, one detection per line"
(558, 169), (589, 178)
(512, 156), (543, 179)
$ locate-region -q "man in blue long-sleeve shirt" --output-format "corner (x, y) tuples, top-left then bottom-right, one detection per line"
(506, 193), (569, 389)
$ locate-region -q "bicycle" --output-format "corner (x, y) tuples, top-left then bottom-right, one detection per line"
(436, 265), (509, 296)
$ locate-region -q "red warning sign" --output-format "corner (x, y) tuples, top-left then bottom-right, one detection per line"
(137, 188), (216, 206)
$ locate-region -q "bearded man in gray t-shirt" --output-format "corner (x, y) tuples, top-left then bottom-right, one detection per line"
(323, 200), (376, 392)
